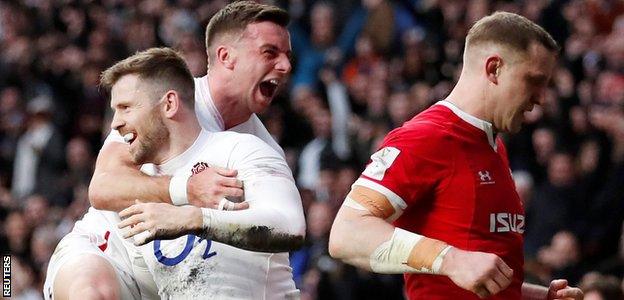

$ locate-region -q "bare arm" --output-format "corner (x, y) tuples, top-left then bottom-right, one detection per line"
(89, 141), (170, 211)
(329, 186), (515, 299)
(89, 141), (244, 212)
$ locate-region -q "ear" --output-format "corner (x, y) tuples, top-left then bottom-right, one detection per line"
(485, 55), (502, 84)
(215, 45), (235, 70)
(162, 90), (180, 119)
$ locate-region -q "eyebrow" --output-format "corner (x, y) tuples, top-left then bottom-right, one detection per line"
(261, 44), (292, 60)
(111, 99), (131, 109)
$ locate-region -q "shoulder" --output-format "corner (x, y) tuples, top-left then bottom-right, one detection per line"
(382, 106), (453, 153)
(212, 131), (283, 161)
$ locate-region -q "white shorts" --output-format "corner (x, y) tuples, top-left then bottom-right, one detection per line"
(44, 208), (158, 300)
(43, 231), (140, 300)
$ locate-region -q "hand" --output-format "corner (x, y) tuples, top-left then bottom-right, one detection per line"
(439, 247), (514, 298)
(547, 279), (583, 300)
(186, 166), (246, 209)
(118, 201), (203, 245)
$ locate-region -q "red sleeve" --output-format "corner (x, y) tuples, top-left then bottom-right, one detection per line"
(355, 122), (452, 210)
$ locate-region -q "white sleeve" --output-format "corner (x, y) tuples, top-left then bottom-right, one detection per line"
(199, 134), (305, 252)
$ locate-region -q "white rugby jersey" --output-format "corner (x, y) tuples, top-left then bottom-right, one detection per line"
(135, 130), (301, 299)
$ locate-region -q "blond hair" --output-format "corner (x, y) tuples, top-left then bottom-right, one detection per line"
(100, 47), (194, 106)
(466, 12), (559, 56)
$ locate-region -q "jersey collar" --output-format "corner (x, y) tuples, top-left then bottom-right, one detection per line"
(158, 130), (212, 175)
(437, 100), (497, 151)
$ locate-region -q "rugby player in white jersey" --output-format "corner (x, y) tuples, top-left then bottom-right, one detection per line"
(44, 2), (300, 299)
(105, 47), (303, 298)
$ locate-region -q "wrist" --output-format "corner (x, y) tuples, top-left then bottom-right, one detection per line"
(438, 246), (458, 276)
(432, 245), (453, 274)
(182, 206), (203, 232)
(169, 172), (191, 206)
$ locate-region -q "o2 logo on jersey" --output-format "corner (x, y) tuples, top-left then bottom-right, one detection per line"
(153, 235), (217, 266)
(489, 213), (524, 233)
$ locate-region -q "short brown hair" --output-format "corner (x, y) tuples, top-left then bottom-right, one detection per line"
(100, 47), (194, 107)
(205, 1), (289, 55)
(466, 12), (559, 55)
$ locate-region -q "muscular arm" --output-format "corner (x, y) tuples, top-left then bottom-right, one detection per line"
(329, 186), (515, 298)
(89, 141), (171, 211)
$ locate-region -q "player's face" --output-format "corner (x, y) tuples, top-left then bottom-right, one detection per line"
(233, 21), (292, 114)
(497, 43), (556, 133)
(110, 74), (169, 164)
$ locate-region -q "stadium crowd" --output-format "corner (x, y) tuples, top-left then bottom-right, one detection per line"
(0, 0), (623, 299)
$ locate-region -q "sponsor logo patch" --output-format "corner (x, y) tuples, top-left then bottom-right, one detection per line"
(362, 147), (401, 180)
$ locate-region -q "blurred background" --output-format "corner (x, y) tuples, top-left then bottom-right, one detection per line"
(0, 0), (623, 299)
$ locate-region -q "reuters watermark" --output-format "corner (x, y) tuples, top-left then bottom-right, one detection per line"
(3, 255), (10, 297)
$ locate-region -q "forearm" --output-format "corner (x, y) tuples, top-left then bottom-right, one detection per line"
(196, 177), (305, 252)
(89, 169), (171, 211)
(521, 282), (548, 300)
(196, 207), (304, 252)
(89, 141), (172, 211)
(329, 204), (450, 274)
(329, 205), (396, 271)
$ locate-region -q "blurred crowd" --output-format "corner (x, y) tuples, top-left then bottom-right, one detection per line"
(1, 0), (624, 299)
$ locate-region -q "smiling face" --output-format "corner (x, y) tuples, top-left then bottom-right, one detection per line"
(494, 43), (557, 133)
(109, 74), (169, 165)
(230, 21), (292, 114)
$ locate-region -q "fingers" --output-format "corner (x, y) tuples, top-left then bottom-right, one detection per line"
(496, 259), (514, 279)
(133, 229), (154, 246)
(119, 202), (144, 219)
(221, 186), (244, 198)
(118, 214), (144, 230)
(213, 166), (238, 177)
(219, 177), (243, 188)
(218, 199), (250, 211)
(122, 221), (150, 239)
(491, 268), (512, 292)
(550, 279), (568, 290)
(231, 201), (250, 210)
(555, 287), (583, 300)
(474, 285), (491, 299)
(483, 278), (502, 297)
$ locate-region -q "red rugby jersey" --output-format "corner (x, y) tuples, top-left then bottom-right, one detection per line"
(356, 101), (524, 300)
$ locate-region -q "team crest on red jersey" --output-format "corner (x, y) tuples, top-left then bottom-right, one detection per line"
(192, 162), (210, 175)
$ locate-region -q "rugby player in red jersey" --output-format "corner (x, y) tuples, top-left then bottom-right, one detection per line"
(329, 12), (583, 300)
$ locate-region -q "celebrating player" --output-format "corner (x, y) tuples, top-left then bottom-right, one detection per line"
(103, 47), (303, 298)
(328, 12), (583, 300)
(44, 2), (301, 299)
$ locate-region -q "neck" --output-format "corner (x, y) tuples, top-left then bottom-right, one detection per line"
(444, 72), (490, 122)
(207, 70), (252, 129)
(156, 109), (202, 164)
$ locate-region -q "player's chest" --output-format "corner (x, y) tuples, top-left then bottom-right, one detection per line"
(448, 146), (524, 233)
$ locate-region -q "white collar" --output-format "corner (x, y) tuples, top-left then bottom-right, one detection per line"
(436, 100), (497, 150)
(158, 129), (211, 174)
(200, 75), (225, 130)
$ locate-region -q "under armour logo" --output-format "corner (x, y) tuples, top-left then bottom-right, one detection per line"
(478, 171), (495, 184)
